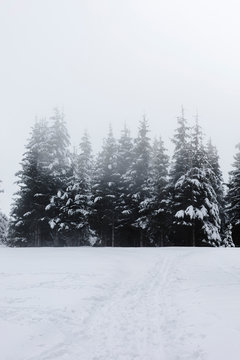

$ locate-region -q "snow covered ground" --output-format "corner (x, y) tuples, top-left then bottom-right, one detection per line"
(0, 247), (240, 360)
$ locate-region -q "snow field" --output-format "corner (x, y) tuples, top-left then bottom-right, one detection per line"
(0, 247), (240, 360)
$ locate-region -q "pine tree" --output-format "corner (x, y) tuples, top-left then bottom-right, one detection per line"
(124, 117), (152, 246)
(206, 139), (224, 190)
(170, 107), (191, 183)
(117, 124), (133, 177)
(227, 143), (240, 245)
(149, 137), (170, 246)
(173, 119), (222, 246)
(74, 130), (93, 243)
(48, 108), (71, 189)
(206, 139), (226, 232)
(9, 119), (52, 246)
(45, 109), (72, 245)
(169, 108), (191, 244)
(91, 126), (119, 246)
(115, 124), (134, 246)
(47, 131), (93, 246)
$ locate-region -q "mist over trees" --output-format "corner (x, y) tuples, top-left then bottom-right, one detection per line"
(5, 108), (239, 247)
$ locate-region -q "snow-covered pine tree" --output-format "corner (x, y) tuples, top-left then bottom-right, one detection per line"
(117, 124), (133, 180)
(9, 119), (52, 246)
(91, 126), (119, 246)
(226, 143), (240, 245)
(173, 118), (222, 246)
(45, 109), (72, 246)
(206, 139), (226, 233)
(74, 130), (94, 243)
(47, 131), (93, 246)
(115, 124), (134, 246)
(76, 131), (93, 186)
(149, 137), (170, 246)
(206, 139), (224, 191)
(48, 108), (71, 189)
(124, 117), (152, 246)
(170, 107), (191, 183)
(169, 108), (191, 245)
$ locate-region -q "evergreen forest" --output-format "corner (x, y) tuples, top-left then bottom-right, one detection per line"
(1, 108), (240, 247)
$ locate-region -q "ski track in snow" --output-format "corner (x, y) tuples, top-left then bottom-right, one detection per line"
(1, 247), (240, 360)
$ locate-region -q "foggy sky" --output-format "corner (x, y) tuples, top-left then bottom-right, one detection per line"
(1, 0), (240, 215)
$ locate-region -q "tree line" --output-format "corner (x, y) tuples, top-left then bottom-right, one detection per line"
(1, 108), (239, 247)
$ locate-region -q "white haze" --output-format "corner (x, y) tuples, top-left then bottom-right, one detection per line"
(0, 0), (240, 215)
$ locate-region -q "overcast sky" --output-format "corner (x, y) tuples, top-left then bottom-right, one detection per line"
(0, 0), (240, 215)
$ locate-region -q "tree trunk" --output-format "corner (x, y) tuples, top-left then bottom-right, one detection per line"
(140, 230), (143, 247)
(37, 225), (41, 247)
(111, 220), (115, 247)
(192, 222), (196, 247)
(34, 228), (37, 247)
(34, 224), (41, 247)
(160, 231), (164, 247)
(54, 231), (59, 247)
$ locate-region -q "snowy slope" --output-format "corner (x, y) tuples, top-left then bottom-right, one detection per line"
(0, 247), (240, 360)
